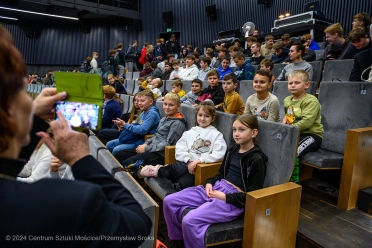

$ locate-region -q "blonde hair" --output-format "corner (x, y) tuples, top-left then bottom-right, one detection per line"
(146, 45), (154, 54)
(129, 93), (142, 124)
(164, 92), (180, 104)
(288, 70), (309, 82)
(324, 23), (343, 37)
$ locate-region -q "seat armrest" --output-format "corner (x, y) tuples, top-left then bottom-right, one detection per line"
(195, 162), (221, 186)
(165, 145), (176, 164)
(145, 134), (154, 140)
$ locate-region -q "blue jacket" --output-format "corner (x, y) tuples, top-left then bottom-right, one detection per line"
(217, 66), (233, 80)
(153, 45), (167, 63)
(272, 48), (289, 64)
(102, 100), (122, 129)
(309, 39), (320, 51)
(234, 60), (254, 81)
(118, 106), (160, 144)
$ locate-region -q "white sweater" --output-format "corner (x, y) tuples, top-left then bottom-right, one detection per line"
(177, 64), (199, 80)
(49, 165), (74, 180)
(17, 144), (52, 183)
(176, 125), (227, 163)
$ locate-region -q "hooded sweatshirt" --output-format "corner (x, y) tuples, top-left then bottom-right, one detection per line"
(234, 60), (254, 81)
(118, 105), (160, 144)
(196, 82), (225, 106)
(175, 125), (227, 164)
(206, 144), (268, 208)
(144, 113), (187, 155)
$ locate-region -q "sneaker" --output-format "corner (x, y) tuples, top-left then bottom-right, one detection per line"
(124, 159), (144, 172)
(140, 164), (162, 177)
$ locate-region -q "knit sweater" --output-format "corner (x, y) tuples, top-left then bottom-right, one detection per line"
(276, 60), (313, 81)
(219, 91), (245, 115)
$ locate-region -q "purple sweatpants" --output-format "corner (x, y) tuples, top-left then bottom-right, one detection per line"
(163, 179), (244, 248)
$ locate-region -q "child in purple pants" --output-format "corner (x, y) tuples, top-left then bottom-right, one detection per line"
(163, 114), (268, 248)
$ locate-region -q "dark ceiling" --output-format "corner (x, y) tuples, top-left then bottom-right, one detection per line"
(0, 0), (140, 23)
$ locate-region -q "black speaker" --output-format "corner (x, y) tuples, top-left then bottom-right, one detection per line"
(79, 20), (91, 33)
(206, 4), (217, 17)
(24, 27), (35, 38)
(163, 11), (173, 23)
(133, 19), (142, 30)
(258, 0), (269, 4)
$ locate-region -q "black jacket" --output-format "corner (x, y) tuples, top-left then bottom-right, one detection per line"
(165, 40), (181, 55)
(0, 116), (151, 248)
(206, 144), (268, 208)
(349, 48), (372, 81)
(111, 80), (127, 94)
(196, 82), (225, 106)
(125, 45), (137, 62)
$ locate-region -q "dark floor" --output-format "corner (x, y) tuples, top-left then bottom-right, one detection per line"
(138, 177), (372, 248)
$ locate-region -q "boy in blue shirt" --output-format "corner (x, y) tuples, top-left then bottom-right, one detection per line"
(233, 52), (254, 80)
(217, 57), (233, 80)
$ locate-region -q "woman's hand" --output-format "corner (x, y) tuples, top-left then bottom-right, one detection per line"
(37, 111), (90, 166)
(33, 88), (67, 120)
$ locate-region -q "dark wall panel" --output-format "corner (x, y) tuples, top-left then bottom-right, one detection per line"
(139, 0), (372, 49)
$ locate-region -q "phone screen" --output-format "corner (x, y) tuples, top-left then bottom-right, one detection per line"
(56, 101), (100, 130)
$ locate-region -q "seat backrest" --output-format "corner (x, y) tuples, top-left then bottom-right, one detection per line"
(119, 94), (131, 114)
(128, 95), (134, 113)
(165, 80), (174, 92)
(322, 59), (354, 82)
(202, 80), (210, 89)
(115, 172), (158, 248)
(257, 120), (299, 188)
(318, 82), (372, 154)
(132, 79), (139, 94)
(309, 60), (323, 84)
(317, 42), (326, 49)
(181, 80), (192, 93)
(132, 71), (140, 80)
(97, 149), (123, 176)
(314, 50), (324, 61)
(212, 112), (237, 148)
(272, 81), (317, 119)
(88, 135), (106, 160)
(238, 80), (255, 103)
(252, 65), (260, 73)
(125, 79), (136, 95)
(272, 63), (286, 79)
(125, 72), (133, 80)
(156, 100), (166, 118)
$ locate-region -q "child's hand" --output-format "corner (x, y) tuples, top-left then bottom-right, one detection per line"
(50, 156), (63, 172)
(282, 116), (288, 124)
(187, 160), (200, 174)
(135, 144), (147, 154)
(173, 74), (179, 79)
(209, 190), (226, 201)
(113, 118), (125, 130)
(205, 183), (213, 198)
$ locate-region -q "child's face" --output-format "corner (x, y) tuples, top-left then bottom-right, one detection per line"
(233, 57), (245, 68)
(282, 39), (291, 47)
(229, 50), (237, 58)
(250, 44), (260, 54)
(172, 85), (181, 93)
(163, 99), (180, 116)
(185, 58), (194, 67)
(108, 77), (115, 84)
(260, 65), (271, 71)
(137, 80), (144, 86)
(165, 65), (171, 71)
(275, 48), (283, 56)
(232, 120), (257, 146)
(173, 64), (180, 71)
(207, 75), (219, 88)
(288, 75), (309, 97)
(265, 39), (274, 48)
(134, 97), (140, 108)
(218, 51), (225, 59)
(200, 61), (207, 69)
(197, 107), (214, 128)
(191, 83), (202, 94)
(156, 42), (161, 46)
(147, 78), (153, 84)
(221, 60), (230, 70)
(137, 96), (154, 111)
(222, 79), (236, 93)
(253, 74), (272, 93)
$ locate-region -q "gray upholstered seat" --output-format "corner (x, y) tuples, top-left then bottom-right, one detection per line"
(88, 135), (106, 160)
(272, 63), (286, 78)
(97, 148), (123, 175)
(322, 59), (354, 82)
(119, 94), (131, 114)
(317, 42), (325, 49)
(125, 79), (136, 95)
(125, 72), (133, 80)
(252, 65), (259, 72)
(314, 50), (324, 61)
(115, 172), (158, 248)
(132, 79), (139, 94)
(202, 80), (210, 89)
(301, 82), (372, 168)
(272, 81), (317, 119)
(237, 80), (254, 103)
(309, 60), (323, 84)
(181, 80), (192, 92)
(186, 120), (300, 245)
(132, 71), (140, 80)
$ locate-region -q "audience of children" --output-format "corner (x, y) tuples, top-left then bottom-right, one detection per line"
(244, 70), (280, 122)
(115, 93), (187, 167)
(106, 90), (160, 155)
(173, 55), (199, 80)
(163, 114), (267, 248)
(180, 79), (203, 105)
(217, 74), (245, 115)
(139, 101), (227, 191)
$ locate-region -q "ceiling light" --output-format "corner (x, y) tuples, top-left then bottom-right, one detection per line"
(0, 16), (18, 20)
(0, 6), (78, 20)
(285, 13), (290, 17)
(279, 15), (284, 19)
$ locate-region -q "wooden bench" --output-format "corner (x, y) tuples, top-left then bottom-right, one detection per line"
(300, 82), (372, 210)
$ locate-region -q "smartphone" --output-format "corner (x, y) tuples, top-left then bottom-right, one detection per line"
(54, 72), (103, 131)
(56, 101), (101, 130)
